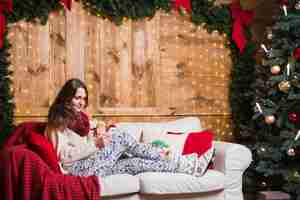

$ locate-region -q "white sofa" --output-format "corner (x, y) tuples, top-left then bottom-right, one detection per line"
(99, 117), (252, 200)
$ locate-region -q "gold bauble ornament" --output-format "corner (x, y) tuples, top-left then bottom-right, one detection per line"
(266, 27), (273, 40)
(265, 115), (276, 124)
(278, 81), (291, 93)
(270, 65), (281, 74)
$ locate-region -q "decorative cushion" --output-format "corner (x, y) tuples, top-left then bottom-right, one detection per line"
(182, 130), (214, 156)
(114, 123), (144, 141)
(115, 117), (202, 143)
(182, 130), (215, 172)
(26, 132), (61, 173)
(142, 117), (202, 143)
(138, 170), (225, 194)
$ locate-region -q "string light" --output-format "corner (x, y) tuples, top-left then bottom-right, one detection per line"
(286, 63), (290, 76)
(261, 44), (269, 53)
(8, 9), (232, 139)
(282, 5), (288, 16)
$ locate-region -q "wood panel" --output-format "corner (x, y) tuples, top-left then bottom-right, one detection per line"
(9, 1), (234, 141)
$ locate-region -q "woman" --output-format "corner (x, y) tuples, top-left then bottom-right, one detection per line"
(45, 78), (212, 177)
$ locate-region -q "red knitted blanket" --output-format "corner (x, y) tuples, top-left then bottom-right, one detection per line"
(0, 122), (101, 200)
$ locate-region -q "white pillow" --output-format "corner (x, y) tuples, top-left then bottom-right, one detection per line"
(114, 123), (144, 141)
(115, 117), (202, 144)
(141, 117), (202, 143)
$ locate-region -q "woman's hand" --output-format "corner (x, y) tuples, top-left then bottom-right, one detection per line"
(93, 130), (111, 148)
(92, 121), (112, 147)
(96, 127), (112, 146)
(94, 136), (105, 149)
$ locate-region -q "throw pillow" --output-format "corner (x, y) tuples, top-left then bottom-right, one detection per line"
(151, 139), (170, 148)
(182, 130), (215, 174)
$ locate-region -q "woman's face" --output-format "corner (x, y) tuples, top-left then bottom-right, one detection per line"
(71, 87), (87, 112)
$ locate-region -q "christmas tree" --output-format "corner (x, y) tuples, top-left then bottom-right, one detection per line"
(246, 0), (300, 198)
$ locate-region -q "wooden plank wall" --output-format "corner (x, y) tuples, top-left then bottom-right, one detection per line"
(8, 1), (234, 141)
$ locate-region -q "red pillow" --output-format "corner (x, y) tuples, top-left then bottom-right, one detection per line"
(26, 132), (62, 173)
(182, 130), (215, 169)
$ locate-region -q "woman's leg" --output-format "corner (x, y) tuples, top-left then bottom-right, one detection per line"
(106, 129), (207, 176)
(68, 132), (134, 176)
(109, 153), (200, 176)
(110, 157), (177, 176)
(111, 128), (165, 160)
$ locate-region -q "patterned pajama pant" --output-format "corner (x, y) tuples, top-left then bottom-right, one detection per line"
(68, 128), (178, 177)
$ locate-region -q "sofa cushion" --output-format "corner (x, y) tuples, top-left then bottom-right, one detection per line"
(142, 117), (202, 143)
(182, 130), (214, 156)
(138, 170), (225, 195)
(182, 130), (215, 171)
(114, 124), (144, 141)
(99, 174), (140, 197)
(115, 117), (202, 143)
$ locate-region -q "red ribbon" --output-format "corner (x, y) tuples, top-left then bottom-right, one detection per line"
(173, 0), (191, 13)
(60, 0), (72, 10)
(280, 0), (289, 6)
(294, 48), (300, 60)
(230, 2), (254, 53)
(0, 0), (12, 48)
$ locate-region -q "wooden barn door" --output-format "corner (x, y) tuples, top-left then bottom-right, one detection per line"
(9, 2), (233, 141)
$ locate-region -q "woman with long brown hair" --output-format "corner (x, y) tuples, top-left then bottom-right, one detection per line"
(45, 78), (214, 177)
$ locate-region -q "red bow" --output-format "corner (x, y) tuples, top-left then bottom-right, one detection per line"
(60, 0), (72, 10)
(0, 0), (12, 48)
(230, 2), (254, 53)
(280, 0), (289, 6)
(294, 48), (300, 60)
(173, 0), (191, 13)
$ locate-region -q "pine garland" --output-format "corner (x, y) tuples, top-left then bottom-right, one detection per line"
(81, 0), (172, 25)
(0, 36), (14, 143)
(7, 0), (61, 24)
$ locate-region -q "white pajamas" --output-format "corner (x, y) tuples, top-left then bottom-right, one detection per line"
(50, 127), (210, 178)
(66, 128), (178, 177)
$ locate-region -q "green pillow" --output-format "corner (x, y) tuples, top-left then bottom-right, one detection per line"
(151, 139), (169, 148)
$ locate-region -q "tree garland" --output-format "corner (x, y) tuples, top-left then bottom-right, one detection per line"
(0, 0), (256, 147)
(0, 37), (13, 143)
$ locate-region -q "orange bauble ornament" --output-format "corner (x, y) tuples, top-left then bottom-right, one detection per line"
(270, 65), (281, 75)
(265, 115), (276, 124)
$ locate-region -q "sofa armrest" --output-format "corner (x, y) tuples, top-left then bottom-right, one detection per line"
(213, 141), (252, 200)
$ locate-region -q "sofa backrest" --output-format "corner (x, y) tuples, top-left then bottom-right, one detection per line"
(115, 117), (202, 152)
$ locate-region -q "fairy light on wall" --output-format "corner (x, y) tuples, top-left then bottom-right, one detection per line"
(7, 7), (234, 138)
